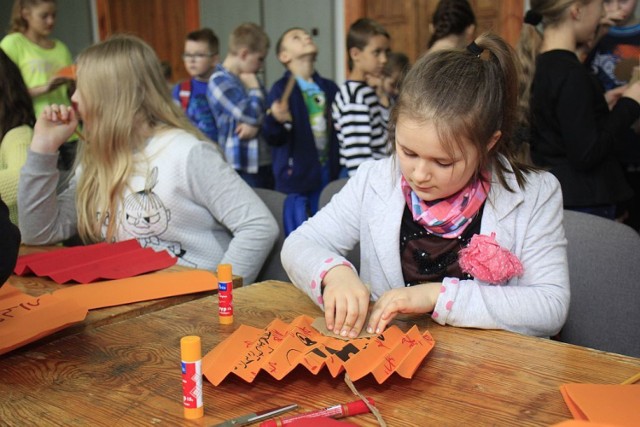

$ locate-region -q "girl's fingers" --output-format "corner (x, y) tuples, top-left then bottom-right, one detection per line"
(332, 295), (348, 335)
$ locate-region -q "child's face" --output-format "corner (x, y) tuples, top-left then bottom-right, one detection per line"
(22, 2), (56, 37)
(241, 49), (266, 74)
(604, 0), (637, 25)
(576, 0), (605, 44)
(183, 40), (217, 81)
(382, 70), (401, 98)
(279, 29), (317, 63)
(352, 35), (390, 77)
(70, 88), (86, 122)
(396, 116), (480, 202)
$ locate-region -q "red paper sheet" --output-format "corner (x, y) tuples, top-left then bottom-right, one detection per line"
(560, 383), (640, 427)
(202, 315), (435, 385)
(14, 240), (177, 283)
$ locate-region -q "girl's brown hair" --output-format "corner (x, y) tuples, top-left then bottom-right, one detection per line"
(391, 32), (535, 191)
(0, 49), (35, 141)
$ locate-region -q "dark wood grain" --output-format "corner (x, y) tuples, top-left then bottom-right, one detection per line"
(1, 280), (638, 426)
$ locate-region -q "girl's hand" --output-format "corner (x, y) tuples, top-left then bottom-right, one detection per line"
(31, 104), (78, 154)
(269, 99), (292, 124)
(623, 80), (640, 105)
(605, 85), (627, 109)
(367, 283), (441, 334)
(235, 123), (259, 139)
(321, 265), (370, 338)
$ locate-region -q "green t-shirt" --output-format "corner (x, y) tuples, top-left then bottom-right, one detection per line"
(0, 32), (73, 118)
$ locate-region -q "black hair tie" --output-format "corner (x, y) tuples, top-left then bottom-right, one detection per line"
(466, 41), (483, 57)
(524, 10), (543, 26)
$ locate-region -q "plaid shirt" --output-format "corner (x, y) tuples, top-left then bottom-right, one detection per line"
(207, 64), (266, 174)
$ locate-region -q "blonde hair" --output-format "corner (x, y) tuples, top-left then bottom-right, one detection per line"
(74, 34), (203, 242)
(8, 0), (55, 33)
(228, 22), (269, 55)
(391, 32), (534, 191)
(515, 0), (592, 127)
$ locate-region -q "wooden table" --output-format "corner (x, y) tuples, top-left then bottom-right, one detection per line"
(5, 245), (243, 342)
(1, 280), (638, 426)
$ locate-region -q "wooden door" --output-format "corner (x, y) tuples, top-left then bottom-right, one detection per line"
(95, 0), (200, 83)
(345, 0), (524, 66)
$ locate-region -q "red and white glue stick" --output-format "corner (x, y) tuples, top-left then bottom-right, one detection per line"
(180, 335), (203, 419)
(259, 397), (375, 426)
(218, 264), (233, 324)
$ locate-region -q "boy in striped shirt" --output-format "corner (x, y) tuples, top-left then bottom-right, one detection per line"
(332, 18), (391, 177)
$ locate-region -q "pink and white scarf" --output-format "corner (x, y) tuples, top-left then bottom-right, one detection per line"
(401, 172), (490, 239)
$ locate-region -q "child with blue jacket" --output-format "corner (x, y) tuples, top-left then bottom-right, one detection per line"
(263, 28), (340, 215)
(172, 28), (219, 143)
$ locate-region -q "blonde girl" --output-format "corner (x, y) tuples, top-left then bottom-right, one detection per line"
(18, 35), (278, 284)
(282, 33), (570, 339)
(516, 0), (640, 219)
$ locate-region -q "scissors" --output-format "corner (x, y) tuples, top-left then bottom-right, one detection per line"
(213, 403), (298, 427)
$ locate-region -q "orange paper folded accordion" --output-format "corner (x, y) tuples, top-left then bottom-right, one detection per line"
(202, 315), (435, 385)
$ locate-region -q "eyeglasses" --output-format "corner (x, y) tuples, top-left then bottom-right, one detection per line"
(182, 53), (216, 60)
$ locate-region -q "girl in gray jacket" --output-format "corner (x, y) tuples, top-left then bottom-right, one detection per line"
(282, 33), (569, 339)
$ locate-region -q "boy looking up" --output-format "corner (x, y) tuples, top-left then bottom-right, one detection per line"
(263, 28), (340, 215)
(208, 22), (273, 188)
(173, 28), (219, 142)
(332, 18), (391, 177)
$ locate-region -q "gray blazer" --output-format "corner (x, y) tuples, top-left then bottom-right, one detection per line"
(282, 157), (570, 337)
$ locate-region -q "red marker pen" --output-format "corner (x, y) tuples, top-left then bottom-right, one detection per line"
(218, 264), (233, 324)
(258, 397), (375, 427)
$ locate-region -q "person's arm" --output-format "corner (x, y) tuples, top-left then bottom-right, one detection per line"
(281, 166), (369, 337)
(332, 86), (373, 176)
(0, 127), (31, 211)
(262, 79), (292, 147)
(18, 105), (79, 244)
(185, 143), (278, 284)
(208, 72), (265, 126)
(558, 68), (640, 171)
(431, 173), (570, 337)
(0, 196), (20, 287)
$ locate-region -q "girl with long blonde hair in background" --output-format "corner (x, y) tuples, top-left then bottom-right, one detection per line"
(18, 35), (278, 284)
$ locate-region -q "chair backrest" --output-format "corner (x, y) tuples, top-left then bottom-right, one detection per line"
(560, 210), (640, 357)
(254, 188), (290, 282)
(319, 178), (349, 209)
(318, 178), (361, 272)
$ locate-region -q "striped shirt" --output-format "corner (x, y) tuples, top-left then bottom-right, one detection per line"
(331, 80), (390, 176)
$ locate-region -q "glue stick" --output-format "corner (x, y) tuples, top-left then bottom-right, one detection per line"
(218, 264), (233, 324)
(180, 335), (203, 419)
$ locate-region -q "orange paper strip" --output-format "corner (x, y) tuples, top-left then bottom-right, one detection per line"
(202, 315), (435, 385)
(0, 284), (88, 356)
(560, 383), (640, 427)
(54, 270), (217, 309)
(0, 271), (217, 355)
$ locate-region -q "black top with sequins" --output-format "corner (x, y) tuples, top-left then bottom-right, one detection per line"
(400, 204), (484, 286)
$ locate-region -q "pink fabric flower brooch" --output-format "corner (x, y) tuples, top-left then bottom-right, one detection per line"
(458, 232), (523, 285)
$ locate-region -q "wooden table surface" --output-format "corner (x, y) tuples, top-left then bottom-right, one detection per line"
(5, 245), (242, 343)
(1, 280), (638, 426)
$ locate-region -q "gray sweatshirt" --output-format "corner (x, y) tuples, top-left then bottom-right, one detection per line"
(18, 129), (278, 284)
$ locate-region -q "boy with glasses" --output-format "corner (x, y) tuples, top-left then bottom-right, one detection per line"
(172, 28), (219, 142)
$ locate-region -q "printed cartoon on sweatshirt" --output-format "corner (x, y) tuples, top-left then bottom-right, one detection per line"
(119, 167), (196, 267)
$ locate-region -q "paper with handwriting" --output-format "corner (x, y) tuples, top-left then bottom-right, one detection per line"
(202, 315), (435, 385)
